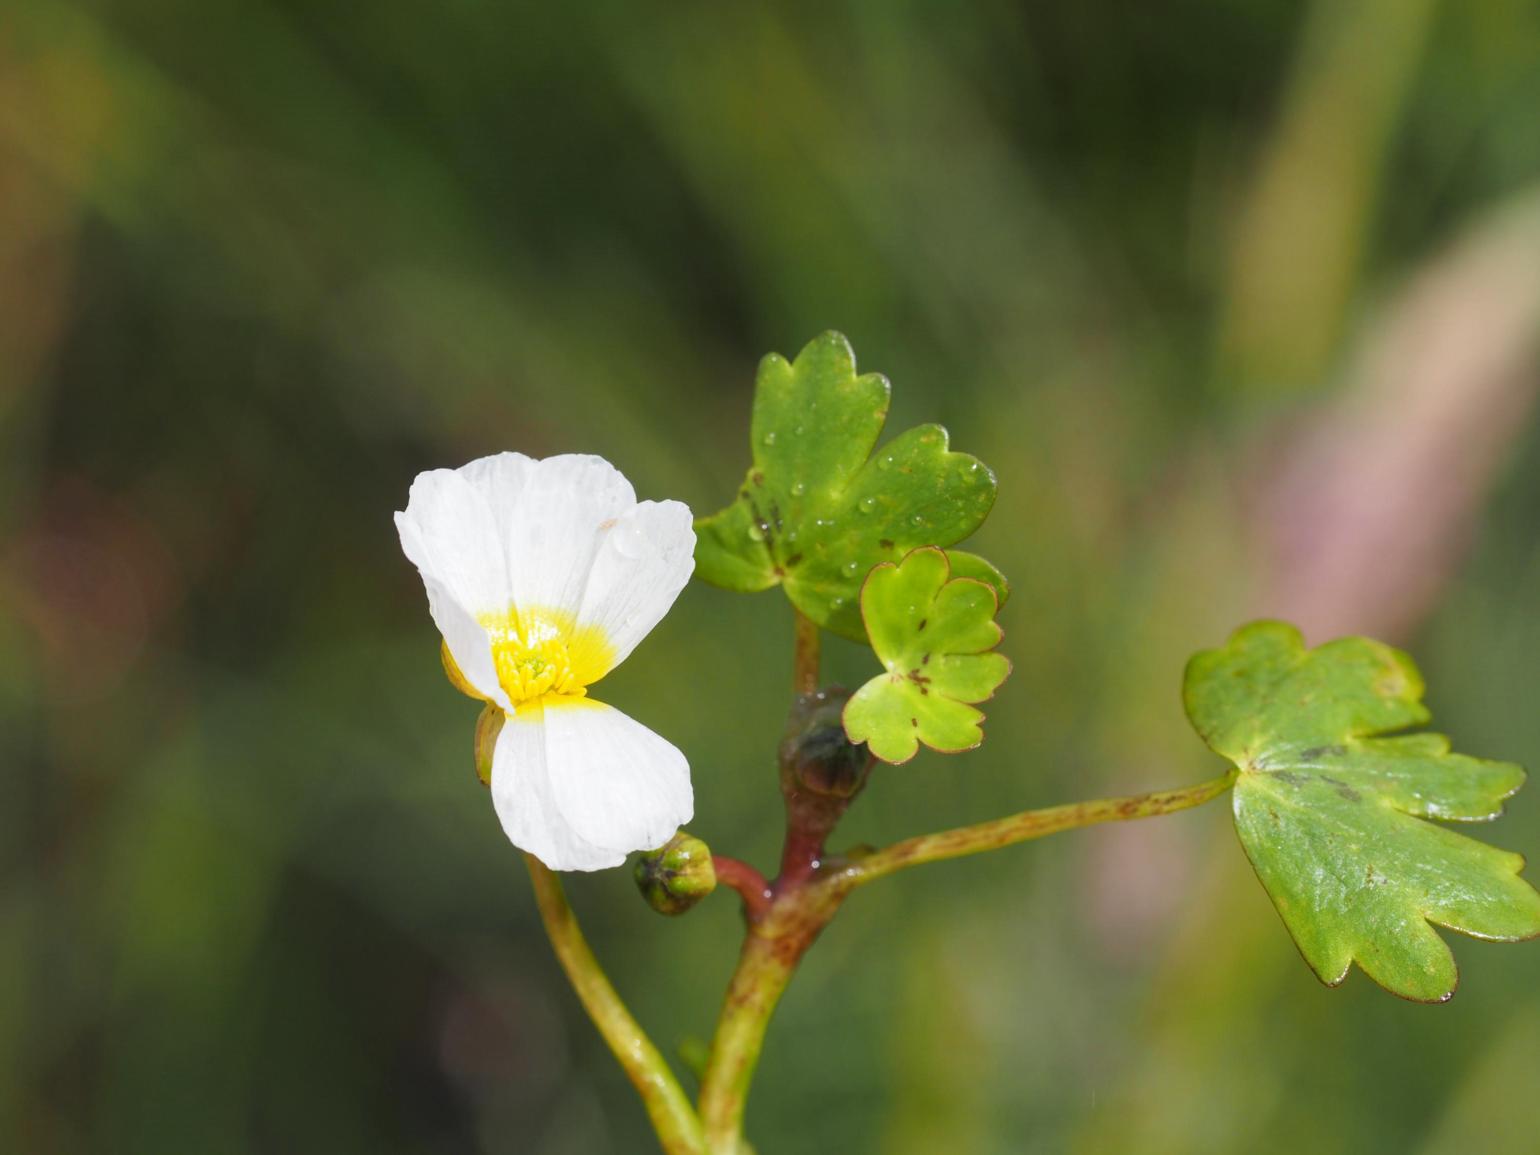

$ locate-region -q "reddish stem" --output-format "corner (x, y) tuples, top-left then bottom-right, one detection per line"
(712, 855), (773, 922)
(775, 806), (843, 890)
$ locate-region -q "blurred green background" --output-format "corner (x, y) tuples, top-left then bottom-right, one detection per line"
(6, 1), (1540, 1152)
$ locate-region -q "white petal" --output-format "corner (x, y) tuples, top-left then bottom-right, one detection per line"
(398, 452), (690, 704)
(396, 467), (508, 617)
(488, 698), (692, 871)
(456, 451), (539, 539)
(423, 575), (508, 706)
(497, 455), (637, 619)
(543, 698), (692, 855)
(574, 500), (696, 676)
(489, 704), (621, 871)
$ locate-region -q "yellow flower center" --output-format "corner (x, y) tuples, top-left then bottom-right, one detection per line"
(492, 630), (582, 702)
(440, 607), (614, 709)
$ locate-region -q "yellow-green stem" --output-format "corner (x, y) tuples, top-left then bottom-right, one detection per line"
(847, 768), (1239, 886)
(792, 609), (821, 695)
(697, 886), (845, 1154)
(690, 771), (1238, 1153)
(525, 855), (704, 1155)
(698, 933), (797, 1153)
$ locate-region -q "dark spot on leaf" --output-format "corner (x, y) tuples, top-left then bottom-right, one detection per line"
(751, 470), (765, 487)
(1322, 776), (1361, 803)
(785, 553), (803, 567)
(1272, 771), (1308, 786)
(910, 717), (918, 728)
(879, 539), (895, 550)
(1298, 744), (1346, 761)
(922, 653), (931, 665)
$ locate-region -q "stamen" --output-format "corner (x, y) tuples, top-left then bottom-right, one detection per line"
(465, 606), (614, 706)
(475, 609), (588, 705)
(491, 633), (584, 703)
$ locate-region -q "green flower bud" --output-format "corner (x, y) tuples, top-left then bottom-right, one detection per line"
(780, 688), (874, 799)
(633, 832), (717, 915)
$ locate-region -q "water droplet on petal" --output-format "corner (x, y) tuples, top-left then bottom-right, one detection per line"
(612, 520), (649, 558)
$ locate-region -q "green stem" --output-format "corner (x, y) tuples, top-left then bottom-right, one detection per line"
(693, 615), (1238, 1153)
(698, 934), (797, 1153)
(691, 771), (1237, 1152)
(847, 768), (1239, 886)
(525, 855), (704, 1155)
(696, 885), (845, 1154)
(792, 609), (821, 695)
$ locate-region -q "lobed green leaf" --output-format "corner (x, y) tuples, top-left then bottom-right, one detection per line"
(842, 547), (1010, 764)
(694, 332), (1005, 641)
(1186, 620), (1540, 1002)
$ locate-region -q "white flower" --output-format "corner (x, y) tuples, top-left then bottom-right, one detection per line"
(395, 452), (697, 871)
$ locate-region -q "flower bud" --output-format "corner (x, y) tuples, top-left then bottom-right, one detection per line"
(633, 832), (717, 915)
(779, 688), (874, 799)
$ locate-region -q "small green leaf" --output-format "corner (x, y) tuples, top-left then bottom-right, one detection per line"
(1185, 620), (1540, 1002)
(694, 331), (1005, 641)
(842, 547), (1011, 764)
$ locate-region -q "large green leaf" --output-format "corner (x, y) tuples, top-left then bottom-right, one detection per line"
(1185, 620), (1540, 1002)
(694, 331), (1005, 641)
(842, 548), (1010, 764)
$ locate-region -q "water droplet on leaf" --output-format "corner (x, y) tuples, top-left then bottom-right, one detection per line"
(858, 497), (878, 514)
